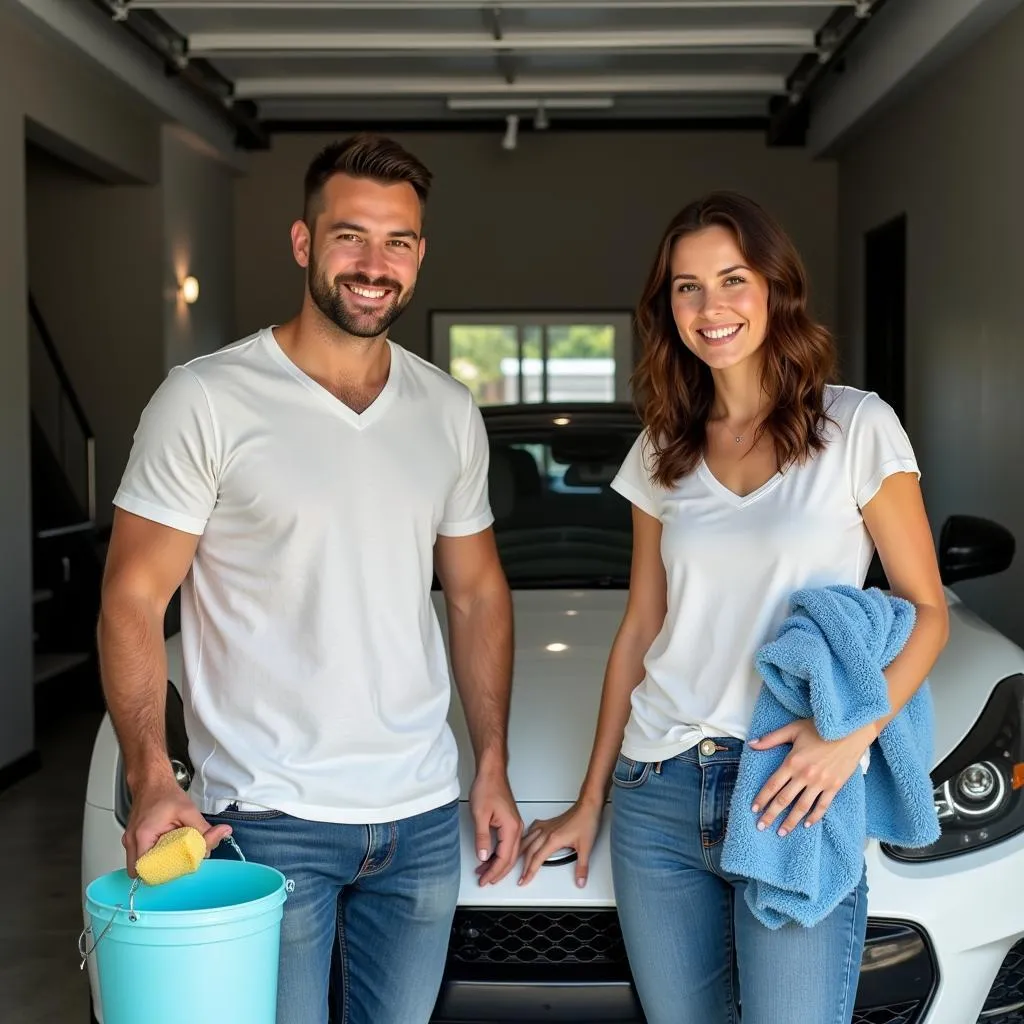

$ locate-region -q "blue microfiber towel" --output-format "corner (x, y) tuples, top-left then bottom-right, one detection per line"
(720, 585), (941, 929)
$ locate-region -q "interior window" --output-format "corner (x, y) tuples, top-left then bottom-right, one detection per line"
(432, 313), (633, 406)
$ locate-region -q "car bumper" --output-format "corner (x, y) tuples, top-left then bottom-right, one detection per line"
(434, 979), (641, 1023)
(862, 827), (1024, 1024)
(439, 805), (1024, 1024)
(83, 797), (1024, 1024)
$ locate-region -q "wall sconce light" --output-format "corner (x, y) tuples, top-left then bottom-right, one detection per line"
(180, 275), (200, 304)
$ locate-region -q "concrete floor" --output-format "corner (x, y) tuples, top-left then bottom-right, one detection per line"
(1, 709), (103, 1024)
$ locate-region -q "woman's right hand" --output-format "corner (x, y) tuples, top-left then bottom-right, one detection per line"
(518, 798), (604, 888)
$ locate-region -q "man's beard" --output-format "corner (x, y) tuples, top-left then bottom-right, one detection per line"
(308, 253), (413, 340)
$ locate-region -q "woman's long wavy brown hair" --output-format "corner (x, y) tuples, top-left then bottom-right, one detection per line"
(632, 191), (837, 488)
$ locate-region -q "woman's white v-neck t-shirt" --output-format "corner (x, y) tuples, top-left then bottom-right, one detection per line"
(610, 385), (919, 763)
(113, 328), (493, 823)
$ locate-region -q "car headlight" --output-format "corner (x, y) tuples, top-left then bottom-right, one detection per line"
(884, 673), (1024, 862)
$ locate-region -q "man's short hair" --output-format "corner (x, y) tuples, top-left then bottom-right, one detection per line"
(303, 133), (433, 224)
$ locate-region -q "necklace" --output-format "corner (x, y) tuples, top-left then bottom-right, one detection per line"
(733, 410), (762, 444)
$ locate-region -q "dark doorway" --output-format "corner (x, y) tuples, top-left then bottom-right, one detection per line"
(864, 214), (907, 422)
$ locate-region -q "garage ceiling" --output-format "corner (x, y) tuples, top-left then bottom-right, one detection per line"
(99, 0), (884, 143)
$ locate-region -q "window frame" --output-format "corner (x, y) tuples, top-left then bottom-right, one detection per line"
(429, 310), (635, 404)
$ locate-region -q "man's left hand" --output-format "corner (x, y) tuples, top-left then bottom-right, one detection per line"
(469, 768), (523, 886)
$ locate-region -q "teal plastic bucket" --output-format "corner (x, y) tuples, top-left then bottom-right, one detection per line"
(83, 860), (287, 1024)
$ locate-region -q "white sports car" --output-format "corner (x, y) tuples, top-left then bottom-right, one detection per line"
(83, 403), (1024, 1024)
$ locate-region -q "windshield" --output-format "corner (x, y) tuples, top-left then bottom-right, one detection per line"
(487, 420), (638, 589)
(476, 415), (891, 592)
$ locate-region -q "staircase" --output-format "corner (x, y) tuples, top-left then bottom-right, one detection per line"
(29, 295), (105, 720)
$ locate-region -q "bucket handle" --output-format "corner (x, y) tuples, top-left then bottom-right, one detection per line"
(78, 835), (246, 970)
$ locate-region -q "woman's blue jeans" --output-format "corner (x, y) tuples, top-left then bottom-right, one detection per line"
(610, 736), (868, 1024)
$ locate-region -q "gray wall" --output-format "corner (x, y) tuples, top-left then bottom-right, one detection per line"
(0, 93), (34, 775)
(0, 3), (238, 773)
(26, 130), (238, 533)
(235, 131), (839, 359)
(4, 7), (161, 187)
(836, 3), (1024, 644)
(162, 125), (237, 371)
(0, 3), (166, 773)
(26, 146), (165, 533)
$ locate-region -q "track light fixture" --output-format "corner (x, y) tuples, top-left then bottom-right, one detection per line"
(501, 114), (519, 150)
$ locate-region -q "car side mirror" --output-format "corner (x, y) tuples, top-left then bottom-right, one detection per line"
(939, 515), (1015, 585)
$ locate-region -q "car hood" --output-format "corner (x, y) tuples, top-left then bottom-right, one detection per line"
(440, 588), (627, 804)
(438, 588), (1024, 803)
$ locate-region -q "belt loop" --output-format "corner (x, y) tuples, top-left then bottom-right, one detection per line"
(654, 761), (663, 774)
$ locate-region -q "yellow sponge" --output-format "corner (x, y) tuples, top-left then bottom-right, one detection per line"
(135, 826), (207, 886)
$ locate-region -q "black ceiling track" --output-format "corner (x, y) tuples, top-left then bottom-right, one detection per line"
(767, 0), (891, 147)
(263, 116), (771, 136)
(87, 0), (888, 151)
(86, 0), (269, 150)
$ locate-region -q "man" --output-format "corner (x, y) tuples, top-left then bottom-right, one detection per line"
(97, 133), (522, 1024)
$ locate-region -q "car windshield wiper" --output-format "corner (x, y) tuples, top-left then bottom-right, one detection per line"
(508, 575), (628, 589)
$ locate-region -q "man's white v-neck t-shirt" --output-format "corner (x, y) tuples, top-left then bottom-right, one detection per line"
(113, 328), (494, 824)
(610, 385), (919, 763)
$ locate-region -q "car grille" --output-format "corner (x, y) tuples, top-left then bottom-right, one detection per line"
(445, 913), (941, 1019)
(450, 909), (627, 967)
(852, 1002), (921, 1024)
(979, 939), (1024, 1023)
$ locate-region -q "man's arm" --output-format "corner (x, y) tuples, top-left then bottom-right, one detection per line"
(434, 527), (521, 885)
(98, 508), (231, 875)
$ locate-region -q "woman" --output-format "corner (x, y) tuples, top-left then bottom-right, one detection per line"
(518, 192), (949, 1023)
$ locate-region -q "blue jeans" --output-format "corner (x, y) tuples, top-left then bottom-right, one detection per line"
(207, 799), (461, 1024)
(610, 737), (868, 1024)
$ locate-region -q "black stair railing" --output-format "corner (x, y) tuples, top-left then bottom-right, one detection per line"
(28, 293), (96, 525)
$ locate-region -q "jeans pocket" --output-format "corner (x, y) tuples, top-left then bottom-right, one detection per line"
(611, 754), (653, 790)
